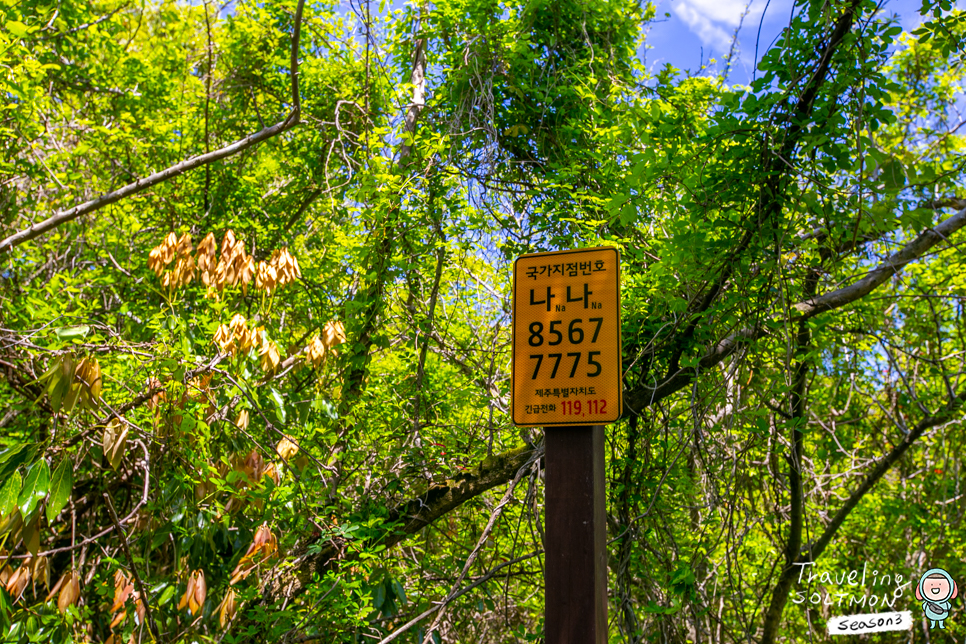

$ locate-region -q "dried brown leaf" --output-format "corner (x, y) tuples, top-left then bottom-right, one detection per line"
(218, 588), (237, 628)
(103, 418), (129, 470)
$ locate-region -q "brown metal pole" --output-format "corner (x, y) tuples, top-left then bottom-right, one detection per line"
(545, 425), (607, 644)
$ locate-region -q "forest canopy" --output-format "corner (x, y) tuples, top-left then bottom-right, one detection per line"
(1, 0), (965, 642)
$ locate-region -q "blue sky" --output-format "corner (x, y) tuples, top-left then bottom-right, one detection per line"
(220, 0), (960, 92)
(643, 0), (940, 85)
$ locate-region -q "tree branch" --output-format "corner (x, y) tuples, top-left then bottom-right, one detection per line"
(0, 0), (307, 254)
(662, 0), (862, 379)
(372, 551), (541, 644)
(792, 206), (966, 318)
(104, 493), (162, 642)
(625, 205), (966, 415)
(806, 393), (966, 562)
(760, 268), (817, 644)
(256, 442), (540, 608)
(290, 0), (304, 113)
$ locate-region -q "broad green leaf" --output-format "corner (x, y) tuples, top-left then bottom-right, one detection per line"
(63, 381), (82, 412)
(269, 388), (287, 424)
(0, 443), (27, 466)
(391, 579), (407, 605)
(157, 584), (177, 607)
(46, 460), (73, 523)
(879, 159), (906, 192)
(296, 398), (311, 426)
(54, 325), (90, 340)
(49, 376), (70, 414)
(5, 20), (30, 38)
(0, 444), (35, 482)
(17, 460), (50, 518)
(0, 471), (21, 518)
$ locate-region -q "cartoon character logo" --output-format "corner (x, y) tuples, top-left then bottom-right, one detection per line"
(916, 568), (958, 629)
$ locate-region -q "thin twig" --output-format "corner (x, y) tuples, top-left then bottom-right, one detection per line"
(423, 450), (538, 639)
(371, 551), (542, 644)
(104, 493), (162, 642)
(0, 119), (297, 253)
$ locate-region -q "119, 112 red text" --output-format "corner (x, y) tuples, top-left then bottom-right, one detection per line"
(560, 399), (608, 416)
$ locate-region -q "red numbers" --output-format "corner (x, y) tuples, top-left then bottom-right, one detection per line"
(560, 400), (609, 416)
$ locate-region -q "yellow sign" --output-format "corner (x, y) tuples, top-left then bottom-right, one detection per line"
(511, 247), (622, 426)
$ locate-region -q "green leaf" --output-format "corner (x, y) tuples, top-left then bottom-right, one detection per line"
(0, 443), (27, 467)
(879, 159), (906, 192)
(5, 20), (30, 38)
(391, 579), (407, 605)
(46, 460), (73, 523)
(0, 471), (21, 518)
(619, 201), (637, 226)
(157, 584), (177, 607)
(269, 388), (287, 424)
(0, 444), (34, 484)
(17, 460), (50, 518)
(54, 325), (91, 340)
(296, 398), (311, 426)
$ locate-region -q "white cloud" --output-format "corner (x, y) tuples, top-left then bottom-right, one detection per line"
(671, 0), (783, 52)
(672, 3), (733, 50)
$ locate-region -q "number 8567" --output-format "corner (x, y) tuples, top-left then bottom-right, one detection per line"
(525, 318), (606, 380)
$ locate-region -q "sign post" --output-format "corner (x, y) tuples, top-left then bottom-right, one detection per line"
(512, 247), (621, 644)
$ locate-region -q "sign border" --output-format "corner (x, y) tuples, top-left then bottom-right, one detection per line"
(511, 246), (622, 427)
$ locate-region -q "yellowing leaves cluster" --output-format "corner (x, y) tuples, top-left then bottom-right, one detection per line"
(1, 556), (75, 612)
(2, 554), (40, 601)
(233, 450), (280, 488)
(255, 248), (301, 293)
(235, 409), (250, 430)
(259, 336), (282, 373)
(148, 232), (195, 289)
(212, 230), (255, 294)
(148, 230), (302, 296)
(217, 588), (238, 628)
(276, 436), (299, 462)
(212, 315), (281, 372)
(102, 418), (128, 470)
(108, 570), (136, 629)
(196, 449), (282, 511)
(196, 232), (217, 284)
(305, 320), (346, 368)
(177, 569), (207, 614)
(229, 523), (278, 585)
(46, 569), (81, 613)
(213, 314), (258, 355)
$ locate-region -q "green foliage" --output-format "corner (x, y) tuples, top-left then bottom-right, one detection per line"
(0, 0), (965, 642)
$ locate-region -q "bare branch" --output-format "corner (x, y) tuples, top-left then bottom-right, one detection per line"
(290, 0), (304, 113)
(372, 551), (541, 644)
(0, 118), (298, 254)
(805, 392), (966, 562)
(792, 205), (966, 317)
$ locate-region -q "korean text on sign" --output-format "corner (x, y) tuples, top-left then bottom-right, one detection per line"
(511, 247), (622, 427)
